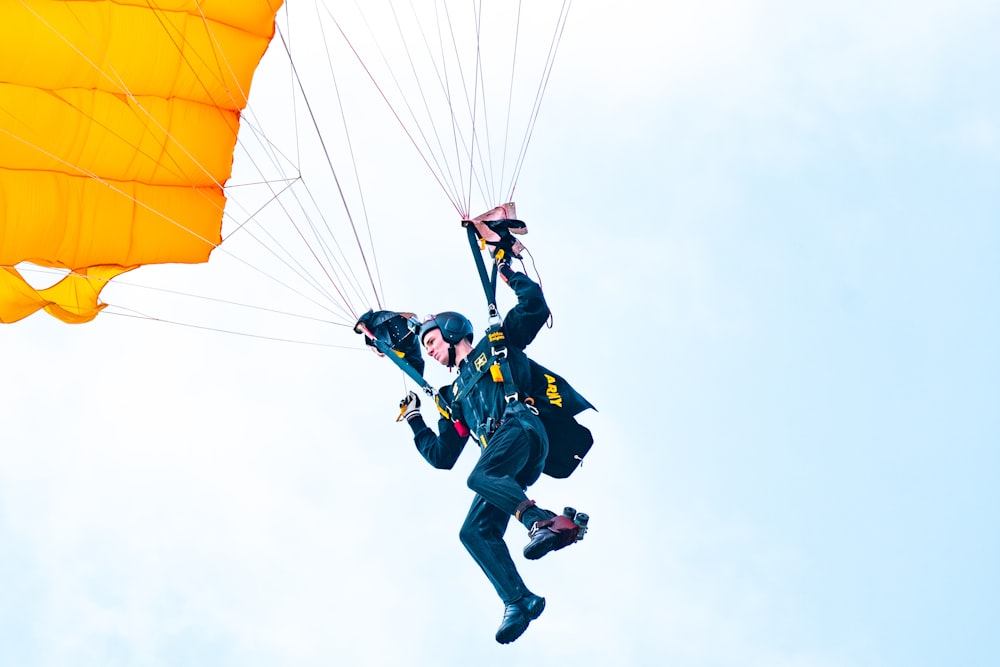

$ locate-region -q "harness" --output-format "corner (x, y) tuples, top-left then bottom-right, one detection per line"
(449, 323), (538, 447)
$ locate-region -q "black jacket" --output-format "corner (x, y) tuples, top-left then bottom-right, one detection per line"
(409, 271), (594, 477)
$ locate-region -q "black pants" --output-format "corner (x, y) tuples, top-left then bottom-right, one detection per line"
(459, 409), (548, 605)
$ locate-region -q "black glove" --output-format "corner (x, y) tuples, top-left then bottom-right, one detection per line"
(493, 249), (516, 283)
(398, 391), (421, 422)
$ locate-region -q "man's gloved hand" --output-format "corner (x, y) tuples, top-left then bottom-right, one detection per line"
(398, 391), (421, 422)
(486, 243), (510, 280)
(495, 253), (516, 283)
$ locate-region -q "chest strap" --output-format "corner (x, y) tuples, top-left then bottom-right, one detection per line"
(451, 324), (520, 408)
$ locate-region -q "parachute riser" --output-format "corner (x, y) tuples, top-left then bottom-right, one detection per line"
(464, 223), (501, 322)
(355, 321), (435, 397)
(462, 212), (527, 323)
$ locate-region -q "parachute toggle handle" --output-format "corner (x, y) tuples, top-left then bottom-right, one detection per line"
(354, 311), (435, 396)
(461, 210), (528, 262)
(462, 204), (529, 322)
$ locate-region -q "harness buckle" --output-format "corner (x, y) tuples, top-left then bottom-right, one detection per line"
(480, 416), (506, 438)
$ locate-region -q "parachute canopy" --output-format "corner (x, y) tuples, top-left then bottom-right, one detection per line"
(0, 0), (283, 323)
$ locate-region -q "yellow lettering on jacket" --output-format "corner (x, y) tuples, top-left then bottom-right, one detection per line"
(544, 373), (563, 407)
(474, 352), (488, 371)
(488, 331), (505, 342)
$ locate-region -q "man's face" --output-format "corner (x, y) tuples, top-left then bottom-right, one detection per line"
(422, 328), (450, 366)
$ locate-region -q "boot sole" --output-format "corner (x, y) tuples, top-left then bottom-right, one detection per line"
(523, 533), (563, 560)
(495, 596), (545, 644)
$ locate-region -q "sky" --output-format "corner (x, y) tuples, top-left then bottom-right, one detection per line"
(2, 1), (999, 666)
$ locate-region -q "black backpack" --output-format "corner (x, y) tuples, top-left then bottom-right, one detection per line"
(525, 360), (595, 478)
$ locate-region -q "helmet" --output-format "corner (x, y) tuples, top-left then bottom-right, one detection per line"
(420, 311), (474, 345)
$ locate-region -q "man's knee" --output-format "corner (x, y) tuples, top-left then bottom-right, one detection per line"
(459, 516), (496, 549)
(466, 468), (486, 494)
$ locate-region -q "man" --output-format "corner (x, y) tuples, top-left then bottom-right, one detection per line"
(398, 216), (589, 644)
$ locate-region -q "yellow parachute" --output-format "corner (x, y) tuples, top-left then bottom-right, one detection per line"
(0, 0), (283, 323)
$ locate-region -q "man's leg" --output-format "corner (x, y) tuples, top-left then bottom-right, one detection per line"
(459, 494), (530, 605)
(460, 493), (546, 644)
(466, 419), (545, 517)
(471, 418), (588, 561)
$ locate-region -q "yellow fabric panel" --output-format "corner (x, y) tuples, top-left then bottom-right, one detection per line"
(0, 85), (240, 185)
(0, 0), (283, 324)
(1, 1), (277, 107)
(0, 265), (130, 324)
(0, 168), (224, 268)
(91, 0), (284, 37)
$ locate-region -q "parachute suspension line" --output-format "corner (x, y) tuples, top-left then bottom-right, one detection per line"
(389, 0), (467, 212)
(323, 4), (463, 218)
(278, 5), (303, 193)
(0, 126), (223, 253)
(438, 0), (494, 216)
(109, 279), (342, 328)
(139, 2), (250, 170)
(222, 184), (365, 326)
(444, 0), (512, 215)
(272, 24), (385, 322)
(383, 0), (464, 210)
(316, 4), (386, 310)
(10, 264), (343, 328)
(498, 1), (524, 203)
(102, 307), (360, 349)
(220, 134), (368, 327)
(433, 0), (470, 218)
(221, 178), (299, 242)
(3, 10), (348, 324)
(225, 67), (377, 325)
(227, 10), (305, 238)
(210, 14), (365, 321)
(150, 0), (370, 328)
(435, 0), (484, 217)
(467, 0), (487, 214)
(8, 1), (371, 335)
(246, 68), (375, 320)
(53, 0), (339, 329)
(418, 0), (498, 217)
(0, 119), (353, 326)
(168, 0), (256, 111)
(150, 5), (372, 323)
(507, 0), (573, 203)
(46, 91), (225, 219)
(286, 181), (379, 320)
(160, 4), (375, 323)
(18, 0), (227, 218)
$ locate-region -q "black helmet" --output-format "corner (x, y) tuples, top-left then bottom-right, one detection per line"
(420, 311), (474, 345)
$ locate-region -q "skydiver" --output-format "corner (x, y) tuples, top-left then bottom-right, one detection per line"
(397, 208), (592, 645)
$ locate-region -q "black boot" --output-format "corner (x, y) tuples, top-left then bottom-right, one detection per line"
(523, 514), (583, 560)
(495, 593), (545, 644)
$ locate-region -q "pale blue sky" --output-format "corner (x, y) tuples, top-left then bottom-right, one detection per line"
(2, 1), (998, 666)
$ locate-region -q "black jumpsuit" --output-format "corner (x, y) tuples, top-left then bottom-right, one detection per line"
(406, 271), (552, 605)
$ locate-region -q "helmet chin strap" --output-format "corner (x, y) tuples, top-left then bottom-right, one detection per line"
(447, 344), (457, 368)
